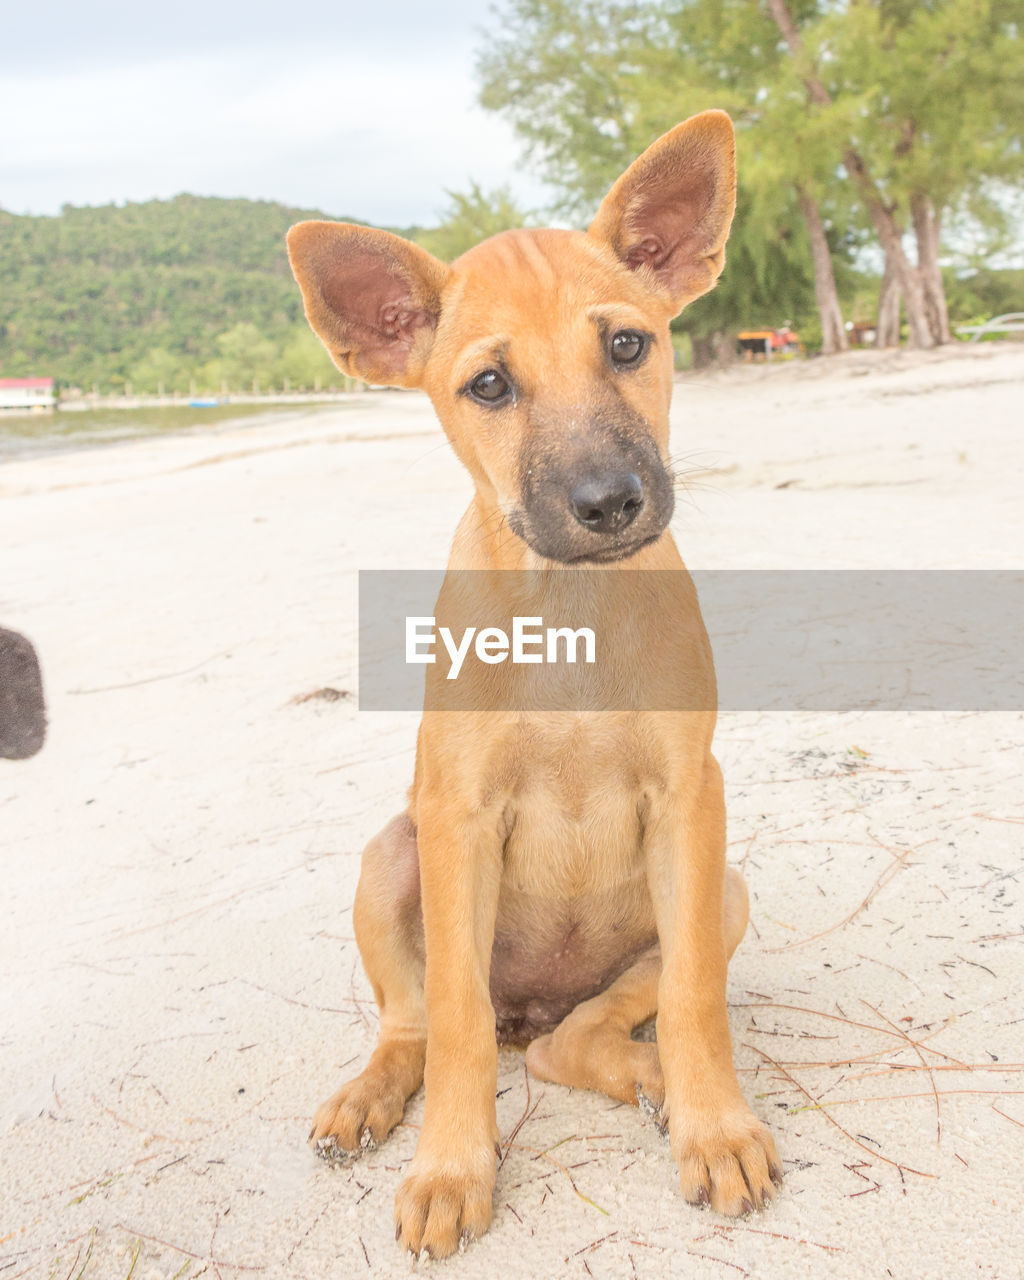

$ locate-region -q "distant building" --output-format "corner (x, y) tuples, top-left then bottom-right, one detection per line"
(848, 321), (879, 347)
(0, 377), (56, 410)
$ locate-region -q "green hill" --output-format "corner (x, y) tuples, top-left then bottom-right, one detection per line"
(0, 195), (413, 393)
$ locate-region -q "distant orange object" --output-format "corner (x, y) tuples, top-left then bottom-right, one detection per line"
(736, 328), (803, 358)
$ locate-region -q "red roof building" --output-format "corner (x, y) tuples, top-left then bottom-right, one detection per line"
(0, 377), (56, 408)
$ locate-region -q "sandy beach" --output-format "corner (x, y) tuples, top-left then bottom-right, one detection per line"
(2, 342), (1022, 1279)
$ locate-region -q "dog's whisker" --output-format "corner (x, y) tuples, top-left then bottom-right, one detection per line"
(463, 506), (512, 555)
(404, 438), (456, 471)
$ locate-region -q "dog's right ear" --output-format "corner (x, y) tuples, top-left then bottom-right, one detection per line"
(286, 223), (450, 388)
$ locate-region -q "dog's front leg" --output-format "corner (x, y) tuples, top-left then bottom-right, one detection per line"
(646, 752), (781, 1216)
(394, 787), (503, 1258)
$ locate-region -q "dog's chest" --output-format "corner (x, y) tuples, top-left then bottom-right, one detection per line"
(500, 716), (652, 897)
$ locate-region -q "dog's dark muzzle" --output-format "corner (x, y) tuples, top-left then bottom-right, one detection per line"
(513, 420), (674, 564)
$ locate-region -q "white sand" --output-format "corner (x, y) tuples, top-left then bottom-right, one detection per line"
(1, 343), (1022, 1279)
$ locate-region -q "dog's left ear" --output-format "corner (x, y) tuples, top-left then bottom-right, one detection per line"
(588, 110), (736, 315)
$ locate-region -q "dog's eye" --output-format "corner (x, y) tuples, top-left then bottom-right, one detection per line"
(469, 369), (511, 404)
(610, 330), (646, 364)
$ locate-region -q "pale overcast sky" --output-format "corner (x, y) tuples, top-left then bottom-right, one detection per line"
(2, 0), (552, 225)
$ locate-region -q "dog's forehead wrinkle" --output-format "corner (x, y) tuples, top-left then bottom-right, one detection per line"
(585, 302), (652, 330)
(448, 317), (613, 396)
(457, 336), (511, 372)
(449, 227), (646, 326)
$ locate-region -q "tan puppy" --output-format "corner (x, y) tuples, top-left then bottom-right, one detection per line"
(287, 110), (780, 1259)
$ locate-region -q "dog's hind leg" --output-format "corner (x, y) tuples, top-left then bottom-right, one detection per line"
(310, 814), (427, 1156)
(524, 947), (664, 1107)
(523, 868), (749, 1111)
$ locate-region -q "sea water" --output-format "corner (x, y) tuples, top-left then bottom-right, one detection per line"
(0, 401), (351, 463)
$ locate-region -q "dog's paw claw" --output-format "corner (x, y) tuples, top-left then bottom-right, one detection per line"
(360, 1127), (377, 1152)
(673, 1105), (780, 1215)
(315, 1134), (356, 1165)
(636, 1084), (668, 1134)
(394, 1158), (494, 1258)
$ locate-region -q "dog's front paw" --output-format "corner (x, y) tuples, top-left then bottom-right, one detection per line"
(394, 1151), (496, 1258)
(309, 1073), (406, 1158)
(669, 1103), (782, 1216)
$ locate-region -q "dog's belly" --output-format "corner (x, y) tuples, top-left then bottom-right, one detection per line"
(483, 723), (660, 1042)
(489, 873), (657, 1045)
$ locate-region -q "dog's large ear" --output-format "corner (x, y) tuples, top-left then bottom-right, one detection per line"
(588, 110), (736, 314)
(287, 223), (450, 387)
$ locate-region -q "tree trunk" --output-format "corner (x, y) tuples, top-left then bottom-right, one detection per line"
(911, 192), (952, 345)
(876, 260), (901, 347)
(712, 332), (737, 366)
(797, 187), (848, 353)
(690, 335), (715, 368)
(842, 152), (935, 349)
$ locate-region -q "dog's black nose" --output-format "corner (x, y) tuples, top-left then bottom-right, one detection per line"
(570, 472), (644, 533)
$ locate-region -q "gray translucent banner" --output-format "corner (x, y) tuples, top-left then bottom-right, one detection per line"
(358, 570), (1024, 712)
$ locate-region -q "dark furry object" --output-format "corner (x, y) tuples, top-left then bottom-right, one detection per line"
(0, 627), (47, 759)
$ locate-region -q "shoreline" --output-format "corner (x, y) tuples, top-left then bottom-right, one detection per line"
(1, 340), (1018, 467)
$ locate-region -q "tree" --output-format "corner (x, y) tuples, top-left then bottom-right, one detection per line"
(479, 0), (1023, 354)
(200, 322), (279, 392)
(673, 184), (820, 365)
(655, 0), (855, 351)
(478, 0), (854, 353)
(765, 0), (1024, 346)
(763, 0), (936, 347)
(130, 346), (188, 394)
(479, 1), (663, 213)
(276, 326), (337, 390)
(0, 195), (370, 390)
(850, 0), (1021, 345)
